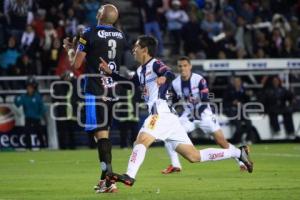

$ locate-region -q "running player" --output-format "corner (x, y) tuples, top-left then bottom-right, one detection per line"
(161, 56), (247, 174)
(99, 35), (253, 188)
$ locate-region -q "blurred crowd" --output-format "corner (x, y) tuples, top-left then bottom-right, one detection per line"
(1, 0), (299, 148)
(0, 0), (299, 82)
(132, 0), (300, 59)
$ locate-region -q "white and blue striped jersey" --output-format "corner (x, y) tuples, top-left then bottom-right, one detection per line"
(111, 58), (175, 114)
(171, 73), (210, 119)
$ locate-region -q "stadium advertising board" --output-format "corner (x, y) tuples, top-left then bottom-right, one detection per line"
(191, 59), (300, 71)
(0, 105), (46, 149)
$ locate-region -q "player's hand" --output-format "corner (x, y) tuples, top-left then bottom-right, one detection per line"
(63, 37), (77, 51)
(63, 37), (73, 51)
(99, 57), (112, 74)
(156, 76), (167, 86)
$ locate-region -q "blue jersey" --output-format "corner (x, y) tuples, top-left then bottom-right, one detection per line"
(78, 25), (127, 96)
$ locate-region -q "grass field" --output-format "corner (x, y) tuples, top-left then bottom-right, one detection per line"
(0, 144), (300, 200)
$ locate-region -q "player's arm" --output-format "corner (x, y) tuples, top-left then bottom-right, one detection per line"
(170, 85), (180, 104)
(198, 78), (209, 114)
(63, 31), (88, 69)
(99, 57), (140, 88)
(153, 60), (175, 86)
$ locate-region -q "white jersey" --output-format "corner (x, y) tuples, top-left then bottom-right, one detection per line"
(172, 73), (211, 118)
(136, 58), (172, 114)
(112, 58), (193, 147)
(171, 73), (220, 134)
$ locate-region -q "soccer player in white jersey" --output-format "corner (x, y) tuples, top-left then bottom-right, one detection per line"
(99, 35), (253, 187)
(161, 56), (247, 174)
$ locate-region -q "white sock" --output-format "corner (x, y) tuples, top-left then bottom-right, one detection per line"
(199, 148), (240, 162)
(228, 144), (243, 166)
(126, 144), (147, 179)
(164, 142), (182, 168)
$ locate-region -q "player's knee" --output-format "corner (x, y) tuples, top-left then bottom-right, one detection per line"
(135, 133), (154, 148)
(186, 152), (200, 163)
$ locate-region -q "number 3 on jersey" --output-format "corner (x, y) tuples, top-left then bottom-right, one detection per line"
(108, 39), (116, 59)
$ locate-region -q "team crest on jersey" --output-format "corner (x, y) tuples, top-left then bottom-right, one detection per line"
(147, 115), (159, 130)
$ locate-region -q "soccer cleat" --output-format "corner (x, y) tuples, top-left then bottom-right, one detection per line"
(106, 172), (135, 187)
(239, 163), (248, 172)
(94, 179), (118, 193)
(237, 160), (248, 172)
(161, 165), (181, 174)
(238, 146), (253, 173)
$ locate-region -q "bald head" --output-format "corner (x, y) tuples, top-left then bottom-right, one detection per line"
(97, 4), (119, 25)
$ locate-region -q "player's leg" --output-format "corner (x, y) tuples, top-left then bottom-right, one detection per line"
(107, 113), (173, 186)
(162, 141), (182, 174)
(197, 112), (247, 171)
(162, 116), (195, 174)
(93, 129), (117, 193)
(94, 130), (112, 180)
(175, 142), (253, 173)
(170, 115), (253, 172)
(85, 95), (116, 193)
(107, 132), (156, 186)
(175, 143), (237, 162)
(161, 116), (196, 174)
(213, 129), (247, 171)
(126, 132), (155, 179)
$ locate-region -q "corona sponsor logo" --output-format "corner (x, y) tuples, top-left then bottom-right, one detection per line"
(97, 30), (123, 39)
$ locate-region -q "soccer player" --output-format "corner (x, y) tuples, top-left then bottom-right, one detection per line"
(161, 56), (247, 174)
(99, 35), (253, 188)
(63, 4), (127, 193)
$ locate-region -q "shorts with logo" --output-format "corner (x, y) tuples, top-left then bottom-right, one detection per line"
(139, 112), (193, 149)
(84, 93), (114, 133)
(180, 108), (221, 134)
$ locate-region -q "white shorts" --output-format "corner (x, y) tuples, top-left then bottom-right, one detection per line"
(180, 109), (221, 135)
(139, 112), (193, 149)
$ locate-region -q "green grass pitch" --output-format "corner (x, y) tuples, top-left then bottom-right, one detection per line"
(0, 144), (300, 200)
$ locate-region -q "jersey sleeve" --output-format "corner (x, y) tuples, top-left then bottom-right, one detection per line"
(153, 60), (175, 83)
(197, 78), (209, 115)
(170, 84), (180, 104)
(111, 72), (140, 88)
(198, 78), (209, 102)
(77, 27), (91, 53)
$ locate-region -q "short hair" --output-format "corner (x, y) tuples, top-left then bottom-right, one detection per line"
(178, 56), (191, 64)
(137, 35), (158, 57)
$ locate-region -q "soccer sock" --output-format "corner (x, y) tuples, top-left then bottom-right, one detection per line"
(199, 147), (241, 162)
(229, 143), (243, 166)
(164, 142), (182, 168)
(97, 138), (112, 180)
(126, 144), (147, 179)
